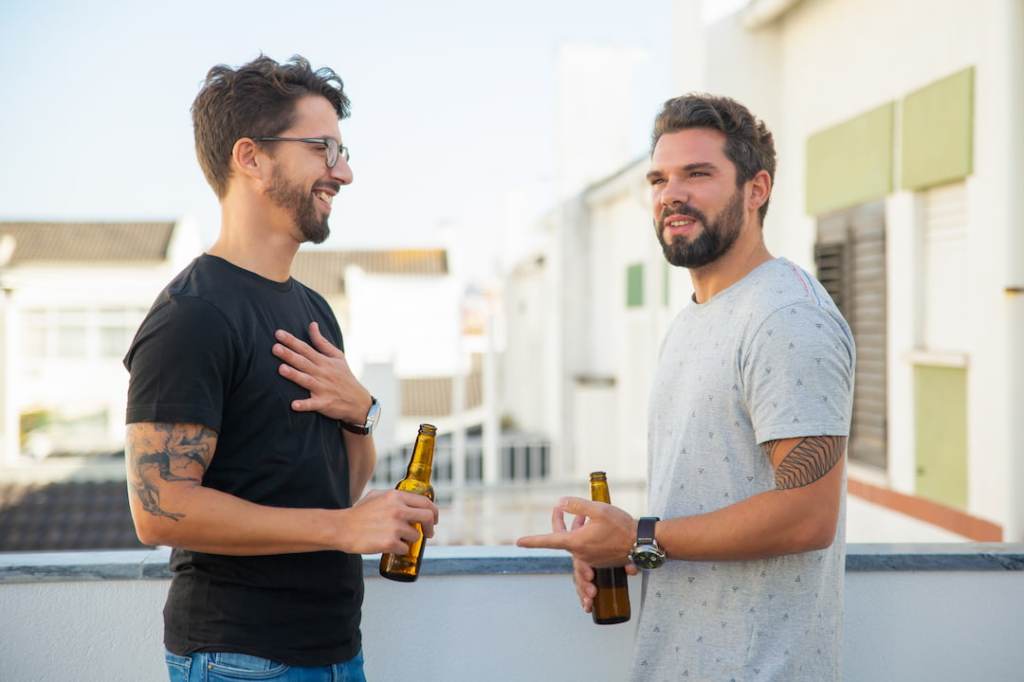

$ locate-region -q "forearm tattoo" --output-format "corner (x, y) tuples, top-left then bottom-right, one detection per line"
(126, 423), (216, 521)
(762, 436), (846, 490)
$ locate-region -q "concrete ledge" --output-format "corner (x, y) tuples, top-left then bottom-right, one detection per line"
(844, 543), (1024, 571)
(1, 544), (1022, 584)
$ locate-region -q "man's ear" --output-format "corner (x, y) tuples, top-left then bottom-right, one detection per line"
(747, 169), (772, 215)
(231, 137), (265, 183)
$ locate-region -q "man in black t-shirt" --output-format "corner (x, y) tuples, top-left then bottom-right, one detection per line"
(123, 55), (437, 682)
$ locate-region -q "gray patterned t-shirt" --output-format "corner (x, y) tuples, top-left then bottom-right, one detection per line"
(631, 258), (855, 682)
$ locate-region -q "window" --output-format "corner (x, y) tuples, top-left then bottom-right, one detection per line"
(21, 309), (49, 358)
(920, 183), (968, 352)
(55, 309), (88, 358)
(626, 263), (644, 308)
(98, 307), (145, 359)
(815, 202), (887, 469)
(662, 261), (670, 307)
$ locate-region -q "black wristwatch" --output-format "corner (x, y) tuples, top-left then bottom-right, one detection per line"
(339, 396), (381, 435)
(628, 516), (667, 569)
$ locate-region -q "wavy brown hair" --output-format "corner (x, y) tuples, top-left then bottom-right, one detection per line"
(191, 54), (350, 197)
(652, 94), (776, 223)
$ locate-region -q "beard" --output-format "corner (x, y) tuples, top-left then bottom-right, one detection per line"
(266, 166), (330, 244)
(655, 188), (745, 268)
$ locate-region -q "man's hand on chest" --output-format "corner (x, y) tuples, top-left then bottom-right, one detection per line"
(272, 321), (373, 424)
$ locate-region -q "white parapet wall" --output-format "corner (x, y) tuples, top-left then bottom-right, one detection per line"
(0, 546), (1022, 681)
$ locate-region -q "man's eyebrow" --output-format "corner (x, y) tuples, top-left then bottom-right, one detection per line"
(646, 162), (719, 182)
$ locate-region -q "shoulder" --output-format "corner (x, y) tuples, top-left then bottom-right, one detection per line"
(737, 260), (849, 339)
(126, 293), (240, 371)
(142, 291), (235, 335)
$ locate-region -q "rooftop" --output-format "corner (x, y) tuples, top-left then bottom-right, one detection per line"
(0, 221), (175, 264)
(291, 248), (448, 295)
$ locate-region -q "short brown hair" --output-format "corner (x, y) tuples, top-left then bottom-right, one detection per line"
(652, 94), (776, 222)
(191, 55), (351, 197)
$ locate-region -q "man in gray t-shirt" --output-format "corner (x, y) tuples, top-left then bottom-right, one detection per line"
(520, 94), (854, 681)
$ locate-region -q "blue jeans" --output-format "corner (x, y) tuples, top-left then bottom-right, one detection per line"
(165, 649), (366, 682)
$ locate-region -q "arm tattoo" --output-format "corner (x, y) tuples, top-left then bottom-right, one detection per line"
(762, 436), (846, 490)
(127, 423), (216, 521)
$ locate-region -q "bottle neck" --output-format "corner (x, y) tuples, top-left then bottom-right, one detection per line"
(405, 434), (436, 483)
(590, 480), (611, 504)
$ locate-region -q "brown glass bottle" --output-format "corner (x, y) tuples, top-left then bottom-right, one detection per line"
(589, 471), (631, 624)
(380, 424), (437, 582)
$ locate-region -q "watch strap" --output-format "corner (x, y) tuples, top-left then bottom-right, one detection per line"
(637, 516), (659, 545)
(339, 396), (378, 435)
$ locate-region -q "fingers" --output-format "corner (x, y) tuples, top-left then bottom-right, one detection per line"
(570, 513), (587, 531)
(625, 563), (640, 576)
(395, 490), (437, 508)
(309, 322), (344, 359)
(559, 496), (605, 519)
(272, 341), (315, 373)
(551, 505), (567, 533)
(573, 558), (594, 586)
(386, 539), (412, 555)
(573, 559), (595, 612)
(278, 363), (315, 390)
(516, 531), (572, 550)
(403, 507), (436, 530)
(397, 522), (422, 545)
(289, 397), (326, 413)
(348, 489), (437, 554)
(552, 499), (590, 533)
(390, 491), (438, 538)
(274, 329), (319, 363)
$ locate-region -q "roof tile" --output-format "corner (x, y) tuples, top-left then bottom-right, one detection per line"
(0, 222), (175, 264)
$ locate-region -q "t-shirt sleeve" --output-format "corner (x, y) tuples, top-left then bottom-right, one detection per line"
(123, 295), (237, 432)
(741, 301), (855, 444)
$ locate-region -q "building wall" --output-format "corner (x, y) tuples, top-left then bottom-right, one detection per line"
(343, 269), (463, 378)
(584, 163), (663, 481)
(3, 548), (1023, 682)
(1, 220), (202, 460)
(501, 256), (550, 436)
(670, 0), (1024, 538)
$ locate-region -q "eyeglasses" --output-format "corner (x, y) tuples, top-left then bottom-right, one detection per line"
(252, 136), (350, 168)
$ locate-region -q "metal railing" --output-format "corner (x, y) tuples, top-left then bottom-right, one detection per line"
(370, 435), (551, 489)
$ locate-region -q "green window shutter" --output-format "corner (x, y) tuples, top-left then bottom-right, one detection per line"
(901, 68), (974, 190)
(626, 263), (644, 308)
(805, 103), (894, 216)
(914, 365), (968, 509)
(662, 261), (670, 307)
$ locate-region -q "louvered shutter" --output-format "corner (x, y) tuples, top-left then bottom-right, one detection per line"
(815, 202), (887, 468)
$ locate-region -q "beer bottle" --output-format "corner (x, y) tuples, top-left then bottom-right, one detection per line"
(589, 471), (631, 624)
(380, 424), (437, 582)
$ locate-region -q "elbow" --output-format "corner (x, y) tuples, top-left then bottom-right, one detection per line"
(801, 516), (839, 552)
(131, 514), (170, 548)
(133, 521), (161, 548)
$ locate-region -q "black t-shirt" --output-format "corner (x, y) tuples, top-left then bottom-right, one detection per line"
(124, 254), (363, 666)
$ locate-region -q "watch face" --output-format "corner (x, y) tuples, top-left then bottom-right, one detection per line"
(631, 545), (666, 570)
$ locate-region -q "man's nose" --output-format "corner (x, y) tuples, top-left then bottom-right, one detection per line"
(661, 177), (689, 209)
(330, 157), (353, 185)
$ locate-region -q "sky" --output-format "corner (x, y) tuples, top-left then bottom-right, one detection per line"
(0, 0), (693, 280)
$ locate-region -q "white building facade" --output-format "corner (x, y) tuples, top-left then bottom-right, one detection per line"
(502, 0), (1024, 542)
(665, 0), (1024, 540)
(0, 220), (202, 464)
